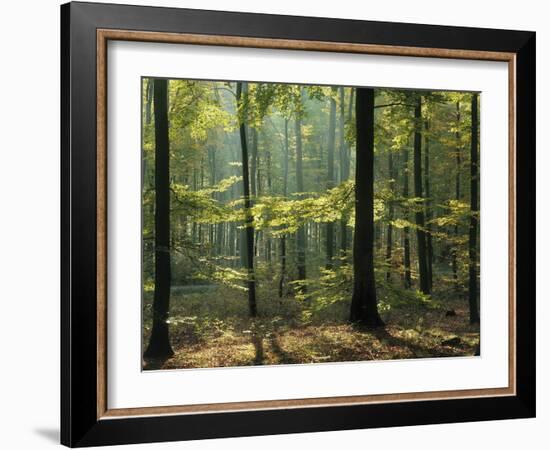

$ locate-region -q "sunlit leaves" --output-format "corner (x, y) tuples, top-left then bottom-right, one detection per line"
(251, 181), (354, 234)
(170, 176), (242, 223)
(195, 264), (248, 292)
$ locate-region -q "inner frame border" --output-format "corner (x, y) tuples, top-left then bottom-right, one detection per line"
(96, 28), (517, 420)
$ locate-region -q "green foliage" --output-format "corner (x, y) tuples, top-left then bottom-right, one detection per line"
(195, 264), (249, 292)
(293, 262), (353, 316)
(170, 181), (234, 223)
(251, 181), (354, 234)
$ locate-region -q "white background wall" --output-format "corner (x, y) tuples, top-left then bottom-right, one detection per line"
(0, 0), (545, 448)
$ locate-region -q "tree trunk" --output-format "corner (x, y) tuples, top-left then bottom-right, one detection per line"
(339, 87), (350, 259)
(228, 222), (236, 267)
(453, 101), (461, 290)
(144, 78), (174, 359)
(198, 157), (205, 247)
(250, 127), (258, 197)
(413, 97), (430, 295)
(385, 150), (395, 281)
(295, 93), (307, 288)
(424, 120), (434, 290)
(468, 93), (480, 324)
(208, 146), (216, 254)
(347, 89), (355, 168)
(326, 88), (337, 268)
(349, 88), (384, 327)
(250, 127), (259, 260)
(266, 143), (272, 263)
(279, 118), (290, 297)
(402, 146), (412, 288)
(236, 82), (257, 317)
(145, 78), (153, 125)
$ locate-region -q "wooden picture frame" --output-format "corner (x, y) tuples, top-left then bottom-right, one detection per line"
(61, 1), (535, 446)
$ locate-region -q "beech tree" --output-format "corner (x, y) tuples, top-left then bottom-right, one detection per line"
(402, 145), (412, 289)
(339, 87), (351, 258)
(468, 93), (480, 324)
(295, 89), (307, 288)
(349, 88), (384, 327)
(385, 149), (395, 281)
(144, 78), (174, 358)
(453, 101), (462, 290)
(424, 120), (434, 290)
(326, 88), (337, 268)
(236, 82), (257, 317)
(413, 96), (430, 295)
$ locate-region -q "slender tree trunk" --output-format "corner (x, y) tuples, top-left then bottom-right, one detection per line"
(236, 82), (257, 317)
(385, 150), (395, 281)
(453, 101), (461, 290)
(339, 87), (350, 259)
(265, 141), (273, 264)
(256, 150), (263, 261)
(347, 89), (355, 170)
(228, 222), (236, 266)
(279, 118), (290, 297)
(349, 88), (384, 327)
(142, 83), (149, 191)
(413, 97), (430, 295)
(402, 146), (412, 288)
(250, 127), (259, 260)
(208, 146), (216, 254)
(279, 237), (286, 298)
(295, 93), (307, 289)
(468, 93), (480, 324)
(199, 157), (204, 247)
(145, 78), (153, 125)
(250, 128), (258, 198)
(424, 120), (434, 290)
(192, 168), (198, 243)
(216, 223), (224, 256)
(326, 88), (337, 269)
(144, 79), (174, 359)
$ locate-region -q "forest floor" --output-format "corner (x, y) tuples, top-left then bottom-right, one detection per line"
(142, 284), (480, 370)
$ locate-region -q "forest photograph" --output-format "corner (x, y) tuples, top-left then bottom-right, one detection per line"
(141, 77), (481, 370)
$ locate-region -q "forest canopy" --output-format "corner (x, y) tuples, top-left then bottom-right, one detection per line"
(142, 78), (480, 369)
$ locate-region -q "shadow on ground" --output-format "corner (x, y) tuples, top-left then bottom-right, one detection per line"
(34, 428), (59, 444)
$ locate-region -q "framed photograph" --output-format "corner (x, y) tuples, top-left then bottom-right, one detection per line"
(61, 1), (535, 447)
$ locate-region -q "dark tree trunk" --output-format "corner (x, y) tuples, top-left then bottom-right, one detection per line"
(216, 223), (224, 257)
(279, 118), (290, 297)
(228, 222), (236, 266)
(385, 150), (395, 282)
(295, 95), (307, 288)
(402, 146), (412, 288)
(278, 237), (286, 298)
(144, 79), (174, 359)
(468, 93), (480, 324)
(250, 127), (258, 198)
(413, 97), (430, 295)
(208, 146), (216, 254)
(199, 157), (205, 247)
(250, 127), (258, 260)
(265, 140), (273, 264)
(339, 87), (350, 259)
(349, 88), (384, 327)
(424, 120), (434, 290)
(326, 88), (337, 268)
(141, 78), (153, 191)
(236, 82), (257, 317)
(453, 101), (461, 290)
